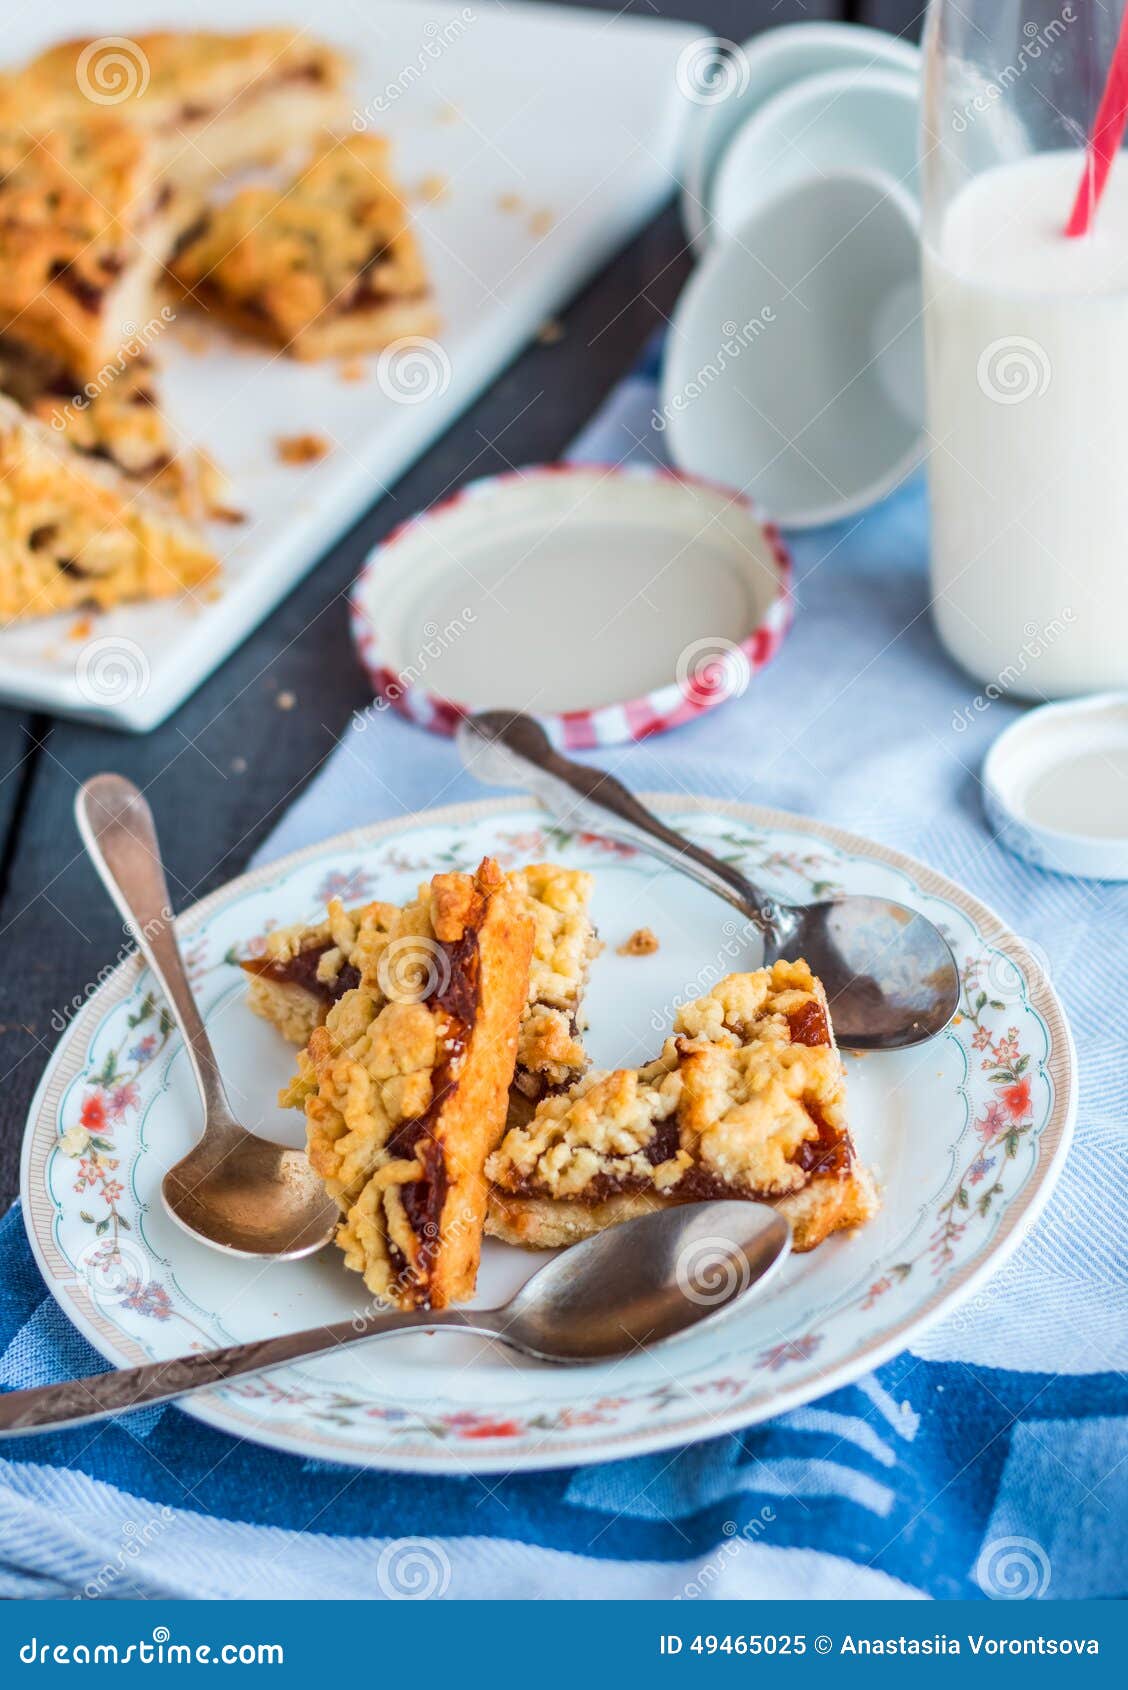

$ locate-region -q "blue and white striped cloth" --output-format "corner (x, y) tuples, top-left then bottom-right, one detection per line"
(2, 343), (1126, 1601)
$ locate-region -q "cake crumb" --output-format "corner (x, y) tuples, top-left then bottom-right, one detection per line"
(276, 690), (297, 711)
(177, 322), (212, 356)
(338, 358), (367, 383)
(416, 173), (448, 204)
(537, 319), (564, 345)
(276, 433), (330, 466)
(231, 756), (247, 774)
(618, 927), (660, 958)
(436, 101), (461, 125)
(498, 191), (524, 214)
(68, 615), (95, 642)
(529, 208), (554, 236)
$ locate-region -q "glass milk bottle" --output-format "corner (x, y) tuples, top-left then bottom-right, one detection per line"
(923, 0), (1128, 697)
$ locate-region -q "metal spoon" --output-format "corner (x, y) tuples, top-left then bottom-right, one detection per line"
(0, 1202), (788, 1435)
(457, 711), (960, 1051)
(75, 776), (339, 1260)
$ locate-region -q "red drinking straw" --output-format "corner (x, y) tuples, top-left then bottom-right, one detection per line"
(1066, 6), (1128, 236)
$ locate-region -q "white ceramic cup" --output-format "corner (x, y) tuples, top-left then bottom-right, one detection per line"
(710, 65), (920, 243)
(661, 169), (924, 529)
(681, 22), (919, 247)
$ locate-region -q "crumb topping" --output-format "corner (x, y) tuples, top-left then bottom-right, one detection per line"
(618, 926), (659, 957)
(172, 133), (429, 341)
(487, 960), (850, 1205)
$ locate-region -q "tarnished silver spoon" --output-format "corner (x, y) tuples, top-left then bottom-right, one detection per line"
(457, 711), (960, 1051)
(0, 1203), (789, 1434)
(75, 776), (339, 1260)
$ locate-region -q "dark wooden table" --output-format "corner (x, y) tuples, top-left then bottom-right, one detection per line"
(0, 0), (922, 1207)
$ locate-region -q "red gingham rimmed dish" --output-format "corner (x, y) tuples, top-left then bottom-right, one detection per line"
(349, 462), (793, 748)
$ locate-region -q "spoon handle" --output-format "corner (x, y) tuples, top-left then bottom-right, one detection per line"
(75, 775), (237, 1130)
(458, 712), (776, 937)
(0, 1307), (500, 1435)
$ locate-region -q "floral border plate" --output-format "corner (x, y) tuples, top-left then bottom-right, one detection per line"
(22, 797), (1076, 1473)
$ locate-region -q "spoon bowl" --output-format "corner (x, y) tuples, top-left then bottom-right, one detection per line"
(76, 776), (340, 1262)
(0, 1203), (792, 1435)
(457, 711), (960, 1051)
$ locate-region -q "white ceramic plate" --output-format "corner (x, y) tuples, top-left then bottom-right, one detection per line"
(23, 797), (1075, 1473)
(0, 0), (697, 731)
(680, 22), (919, 248)
(709, 66), (920, 243)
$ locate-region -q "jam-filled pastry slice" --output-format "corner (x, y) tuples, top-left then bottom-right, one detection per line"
(0, 31), (350, 190)
(243, 862), (599, 1108)
(0, 117), (199, 384)
(507, 863), (600, 1110)
(0, 341), (233, 521)
(171, 132), (436, 360)
(0, 392), (216, 622)
(283, 859), (533, 1310)
(241, 899), (397, 1050)
(486, 961), (879, 1255)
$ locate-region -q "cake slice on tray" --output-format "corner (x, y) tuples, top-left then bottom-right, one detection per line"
(0, 30), (350, 189)
(0, 116), (197, 384)
(280, 859), (535, 1310)
(244, 862), (600, 1109)
(171, 132), (436, 359)
(0, 340), (233, 523)
(0, 393), (216, 621)
(486, 961), (879, 1254)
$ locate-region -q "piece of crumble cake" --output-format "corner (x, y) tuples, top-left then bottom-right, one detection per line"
(171, 132), (436, 359)
(0, 117), (195, 383)
(0, 392), (216, 621)
(280, 859), (534, 1310)
(0, 340), (233, 522)
(0, 30), (350, 190)
(486, 961), (879, 1255)
(243, 862), (600, 1106)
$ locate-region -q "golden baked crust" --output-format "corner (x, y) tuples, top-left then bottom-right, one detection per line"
(171, 133), (436, 359)
(0, 392), (216, 621)
(0, 118), (190, 381)
(283, 859), (533, 1310)
(245, 863), (598, 1108)
(0, 340), (232, 521)
(486, 962), (879, 1254)
(0, 32), (350, 188)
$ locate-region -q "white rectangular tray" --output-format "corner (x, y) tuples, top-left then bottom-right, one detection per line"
(0, 0), (699, 730)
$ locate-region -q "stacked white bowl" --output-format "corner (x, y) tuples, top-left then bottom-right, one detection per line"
(663, 24), (924, 529)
